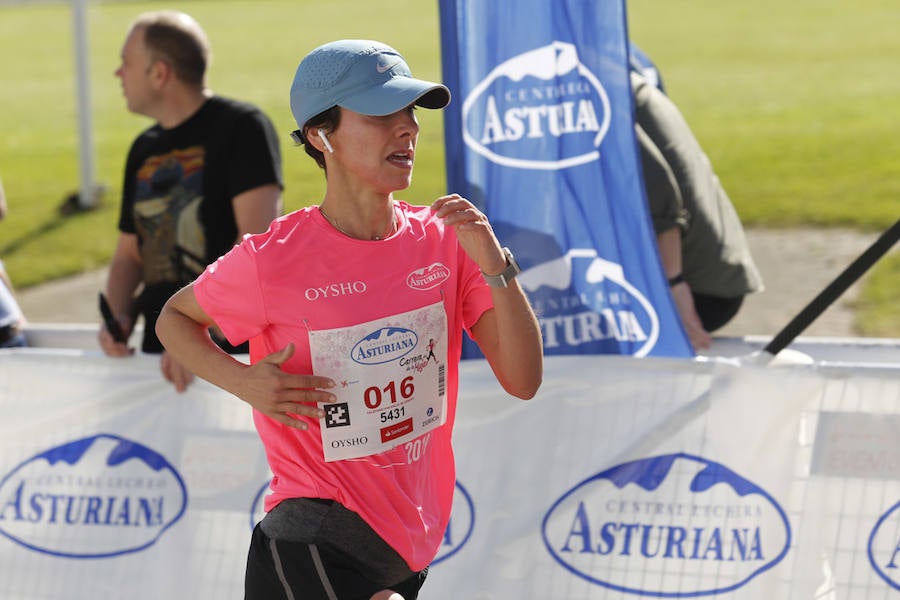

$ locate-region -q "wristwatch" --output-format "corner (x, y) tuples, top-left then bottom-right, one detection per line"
(481, 247), (521, 288)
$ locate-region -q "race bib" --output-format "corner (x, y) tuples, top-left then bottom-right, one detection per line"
(308, 301), (448, 462)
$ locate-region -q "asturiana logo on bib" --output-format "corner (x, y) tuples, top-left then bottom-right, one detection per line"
(462, 41), (611, 170)
(868, 501), (900, 591)
(519, 249), (659, 356)
(351, 327), (418, 365)
(432, 481), (475, 565)
(0, 434), (187, 559)
(407, 263), (451, 291)
(542, 453), (790, 597)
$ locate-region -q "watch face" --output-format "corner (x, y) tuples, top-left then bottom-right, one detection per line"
(503, 248), (520, 276)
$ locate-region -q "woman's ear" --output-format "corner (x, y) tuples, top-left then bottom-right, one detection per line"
(316, 129), (335, 153)
(306, 126), (333, 154)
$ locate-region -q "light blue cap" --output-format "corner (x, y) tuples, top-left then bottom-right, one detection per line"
(289, 39), (450, 130)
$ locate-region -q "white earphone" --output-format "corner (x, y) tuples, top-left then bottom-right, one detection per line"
(317, 129), (334, 154)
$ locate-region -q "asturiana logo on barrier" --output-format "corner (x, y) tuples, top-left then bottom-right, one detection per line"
(868, 501), (900, 591)
(351, 327), (418, 365)
(542, 453), (790, 597)
(462, 41), (611, 170)
(432, 481), (475, 565)
(0, 434), (187, 559)
(519, 249), (659, 356)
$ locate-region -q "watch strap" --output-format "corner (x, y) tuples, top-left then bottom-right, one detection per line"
(482, 247), (521, 288)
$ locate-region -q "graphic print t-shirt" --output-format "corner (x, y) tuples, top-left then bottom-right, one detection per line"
(119, 96), (282, 352)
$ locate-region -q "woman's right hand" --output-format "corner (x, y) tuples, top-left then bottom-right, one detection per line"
(236, 343), (336, 430)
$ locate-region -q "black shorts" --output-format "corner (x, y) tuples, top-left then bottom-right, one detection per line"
(244, 501), (428, 600)
(692, 292), (745, 332)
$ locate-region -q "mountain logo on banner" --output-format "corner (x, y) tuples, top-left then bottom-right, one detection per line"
(433, 480), (475, 565)
(0, 434), (187, 558)
(869, 501), (900, 591)
(461, 41), (611, 170)
(541, 453), (790, 596)
(519, 246), (659, 356)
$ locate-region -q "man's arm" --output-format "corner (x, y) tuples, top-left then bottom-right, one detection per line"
(99, 232), (143, 356)
(232, 183), (282, 241)
(635, 121), (708, 350)
(657, 227), (712, 350)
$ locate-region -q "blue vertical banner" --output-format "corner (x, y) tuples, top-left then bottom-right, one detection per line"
(439, 0), (693, 358)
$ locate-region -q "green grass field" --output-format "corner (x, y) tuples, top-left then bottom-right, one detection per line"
(628, 0), (900, 336)
(0, 0), (897, 335)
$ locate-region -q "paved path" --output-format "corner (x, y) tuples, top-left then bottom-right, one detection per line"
(716, 227), (879, 339)
(16, 227), (883, 339)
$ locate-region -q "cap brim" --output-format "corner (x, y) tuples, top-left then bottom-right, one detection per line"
(340, 78), (450, 116)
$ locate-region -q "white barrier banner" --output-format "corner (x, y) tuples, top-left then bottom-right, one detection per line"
(1, 350), (898, 599)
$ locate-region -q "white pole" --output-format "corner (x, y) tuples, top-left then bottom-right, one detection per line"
(72, 0), (96, 210)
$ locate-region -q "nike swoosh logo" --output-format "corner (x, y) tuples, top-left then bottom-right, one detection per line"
(376, 59), (401, 73)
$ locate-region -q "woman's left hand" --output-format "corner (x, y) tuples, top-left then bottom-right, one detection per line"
(431, 194), (507, 275)
(431, 195), (543, 399)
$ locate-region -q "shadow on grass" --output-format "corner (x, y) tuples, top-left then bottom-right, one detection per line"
(0, 193), (103, 256)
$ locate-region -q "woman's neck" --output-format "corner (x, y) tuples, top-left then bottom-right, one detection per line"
(319, 194), (396, 240)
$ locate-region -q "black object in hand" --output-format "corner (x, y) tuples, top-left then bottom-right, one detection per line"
(98, 293), (126, 343)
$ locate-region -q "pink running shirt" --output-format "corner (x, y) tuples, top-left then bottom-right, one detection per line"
(193, 201), (493, 570)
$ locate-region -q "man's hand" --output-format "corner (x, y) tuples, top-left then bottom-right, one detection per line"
(98, 317), (134, 357)
(670, 282), (713, 350)
(160, 350), (195, 393)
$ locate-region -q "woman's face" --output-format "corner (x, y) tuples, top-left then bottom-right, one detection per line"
(327, 105), (420, 195)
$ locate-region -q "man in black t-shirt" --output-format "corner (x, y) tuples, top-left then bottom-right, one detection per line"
(99, 10), (283, 391)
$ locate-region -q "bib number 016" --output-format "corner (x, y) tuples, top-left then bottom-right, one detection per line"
(364, 376), (415, 410)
